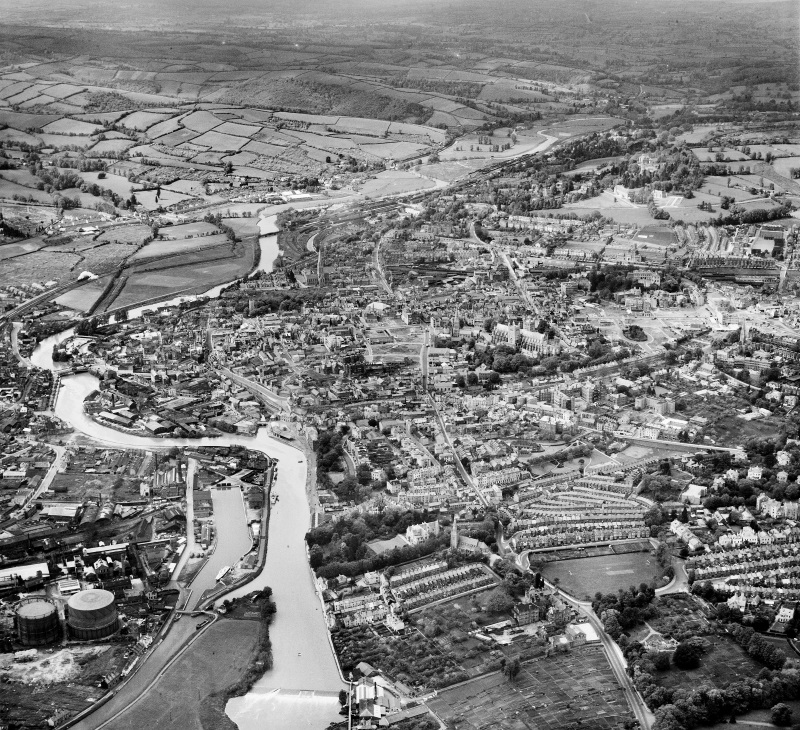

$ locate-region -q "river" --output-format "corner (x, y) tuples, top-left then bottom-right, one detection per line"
(30, 212), (343, 729)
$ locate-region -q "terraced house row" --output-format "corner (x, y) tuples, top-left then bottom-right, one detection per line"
(386, 560), (448, 589)
(511, 523), (650, 550)
(509, 478), (648, 550)
(390, 564), (495, 610)
(689, 550), (800, 582)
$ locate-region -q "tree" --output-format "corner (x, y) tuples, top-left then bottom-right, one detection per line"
(652, 652), (671, 672)
(503, 657), (521, 681)
(309, 545), (325, 569)
(771, 703), (792, 726)
(486, 589), (513, 614)
(672, 639), (703, 669)
(602, 609), (623, 639)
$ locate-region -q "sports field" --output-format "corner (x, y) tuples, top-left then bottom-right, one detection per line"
(541, 551), (660, 600)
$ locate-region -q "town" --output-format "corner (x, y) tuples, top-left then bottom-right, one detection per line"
(0, 2), (799, 729)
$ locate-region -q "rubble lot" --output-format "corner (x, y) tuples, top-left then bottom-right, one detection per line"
(0, 645), (106, 684)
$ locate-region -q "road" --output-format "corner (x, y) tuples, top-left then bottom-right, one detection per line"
(372, 234), (394, 296)
(219, 366), (289, 413)
(9, 322), (31, 366)
(30, 443), (67, 501)
(469, 222), (539, 315)
(655, 558), (690, 596)
(170, 458), (196, 585)
(427, 393), (489, 508)
(420, 328), (429, 390)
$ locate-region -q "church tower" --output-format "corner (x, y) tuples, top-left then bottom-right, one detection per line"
(450, 515), (459, 551)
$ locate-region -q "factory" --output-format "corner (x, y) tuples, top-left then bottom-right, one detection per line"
(65, 589), (120, 640)
(14, 597), (61, 646)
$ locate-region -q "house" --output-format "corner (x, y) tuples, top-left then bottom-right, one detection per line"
(681, 483), (708, 505)
(405, 520), (439, 546)
(669, 519), (703, 551)
(747, 465), (763, 481)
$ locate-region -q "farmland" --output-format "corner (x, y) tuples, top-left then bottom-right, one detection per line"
(427, 645), (633, 730)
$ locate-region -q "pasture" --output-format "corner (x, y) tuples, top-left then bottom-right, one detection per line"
(110, 619), (260, 730)
(130, 233), (232, 260)
(111, 242), (254, 310)
(54, 275), (112, 312)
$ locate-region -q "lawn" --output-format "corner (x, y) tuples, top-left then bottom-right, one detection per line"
(541, 551), (660, 601)
(428, 645), (632, 730)
(111, 619), (259, 730)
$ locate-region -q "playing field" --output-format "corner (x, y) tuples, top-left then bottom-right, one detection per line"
(541, 551), (660, 601)
(427, 645), (632, 730)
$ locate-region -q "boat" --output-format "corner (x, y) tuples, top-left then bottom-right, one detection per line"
(270, 492), (279, 505)
(215, 566), (231, 582)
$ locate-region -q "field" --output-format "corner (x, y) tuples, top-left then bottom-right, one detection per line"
(96, 224), (153, 245)
(54, 274), (112, 312)
(110, 241), (254, 310)
(111, 619), (259, 730)
(130, 233), (232, 260)
(0, 250), (82, 287)
(541, 552), (660, 601)
(0, 67), (447, 183)
(427, 645), (633, 730)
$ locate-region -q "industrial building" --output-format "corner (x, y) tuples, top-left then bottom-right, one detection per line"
(15, 597), (61, 646)
(66, 589), (119, 640)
